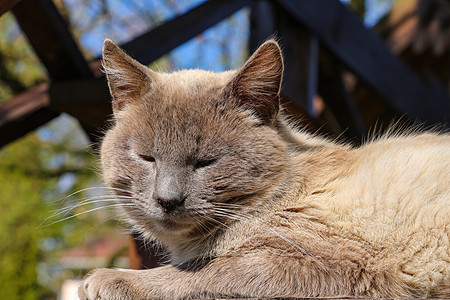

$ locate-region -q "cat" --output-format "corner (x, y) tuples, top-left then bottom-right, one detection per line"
(78, 38), (449, 299)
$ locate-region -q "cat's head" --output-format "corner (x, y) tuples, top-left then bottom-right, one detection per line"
(100, 39), (288, 241)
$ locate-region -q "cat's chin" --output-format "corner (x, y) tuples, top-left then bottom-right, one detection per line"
(152, 216), (196, 235)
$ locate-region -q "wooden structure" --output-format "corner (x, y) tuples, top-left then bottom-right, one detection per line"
(376, 0), (450, 86)
(1, 0), (449, 268)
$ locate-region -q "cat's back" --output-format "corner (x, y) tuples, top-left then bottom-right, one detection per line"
(317, 132), (449, 223)
(347, 132), (449, 227)
(310, 132), (449, 291)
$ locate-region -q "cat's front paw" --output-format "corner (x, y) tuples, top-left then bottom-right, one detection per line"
(78, 268), (143, 300)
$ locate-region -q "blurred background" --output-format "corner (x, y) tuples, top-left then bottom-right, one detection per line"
(0, 0), (448, 299)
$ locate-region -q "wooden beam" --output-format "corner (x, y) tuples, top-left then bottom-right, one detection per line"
(275, 0), (450, 126)
(249, 0), (277, 53)
(250, 1), (321, 123)
(49, 79), (112, 138)
(12, 0), (93, 80)
(117, 0), (252, 66)
(318, 51), (366, 138)
(49, 78), (110, 106)
(0, 0), (20, 17)
(278, 16), (320, 118)
(0, 84), (59, 148)
(2, 0), (100, 147)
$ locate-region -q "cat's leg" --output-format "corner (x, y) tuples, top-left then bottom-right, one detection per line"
(78, 250), (407, 299)
(78, 256), (301, 300)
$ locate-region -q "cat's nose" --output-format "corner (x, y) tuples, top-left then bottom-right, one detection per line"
(155, 196), (186, 214)
(153, 166), (187, 214)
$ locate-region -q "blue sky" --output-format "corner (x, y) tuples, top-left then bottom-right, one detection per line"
(340, 0), (393, 26)
(62, 0), (392, 71)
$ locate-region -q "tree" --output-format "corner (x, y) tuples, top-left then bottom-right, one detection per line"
(0, 12), (46, 103)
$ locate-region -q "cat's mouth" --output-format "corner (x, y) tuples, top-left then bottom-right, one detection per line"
(153, 215), (198, 234)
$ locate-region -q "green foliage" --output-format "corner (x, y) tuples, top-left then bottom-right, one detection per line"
(0, 12), (47, 103)
(0, 135), (58, 299)
(0, 126), (112, 299)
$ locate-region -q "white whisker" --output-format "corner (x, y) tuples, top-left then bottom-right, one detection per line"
(54, 197), (132, 217)
(39, 203), (134, 228)
(55, 186), (132, 205)
(46, 195), (134, 220)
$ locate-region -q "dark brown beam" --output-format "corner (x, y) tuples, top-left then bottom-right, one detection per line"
(117, 0), (252, 66)
(0, 0), (20, 17)
(276, 0), (450, 126)
(249, 0), (277, 53)
(249, 1), (364, 136)
(0, 84), (59, 148)
(0, 78), (110, 148)
(279, 18), (320, 119)
(12, 0), (93, 80)
(49, 78), (110, 106)
(47, 78), (112, 144)
(318, 52), (366, 138)
(49, 79), (112, 135)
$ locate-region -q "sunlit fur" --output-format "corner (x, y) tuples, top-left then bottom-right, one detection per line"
(79, 39), (449, 300)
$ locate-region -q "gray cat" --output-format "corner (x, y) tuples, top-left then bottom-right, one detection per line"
(79, 39), (450, 299)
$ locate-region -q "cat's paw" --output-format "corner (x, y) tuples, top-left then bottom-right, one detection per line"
(78, 268), (141, 300)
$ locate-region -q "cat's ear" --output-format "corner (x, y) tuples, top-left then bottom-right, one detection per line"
(102, 39), (155, 115)
(225, 39), (284, 125)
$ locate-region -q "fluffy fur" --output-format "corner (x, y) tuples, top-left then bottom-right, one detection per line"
(79, 39), (449, 299)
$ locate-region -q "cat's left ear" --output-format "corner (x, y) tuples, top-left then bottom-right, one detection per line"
(225, 40), (284, 126)
(102, 39), (156, 116)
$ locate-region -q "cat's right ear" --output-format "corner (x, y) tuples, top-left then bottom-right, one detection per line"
(102, 39), (155, 116)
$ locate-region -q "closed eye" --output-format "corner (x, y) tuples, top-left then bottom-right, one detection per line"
(138, 154), (155, 162)
(195, 158), (217, 169)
